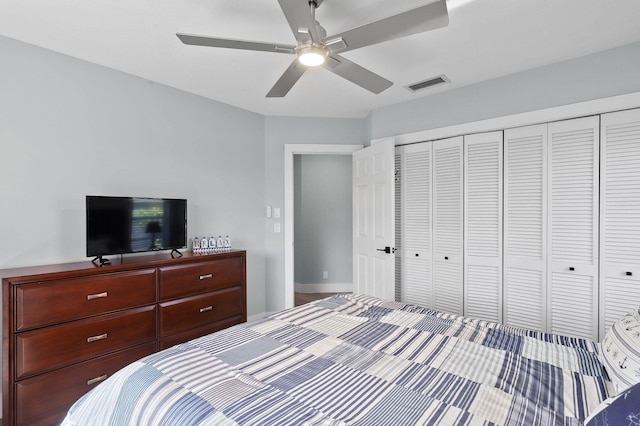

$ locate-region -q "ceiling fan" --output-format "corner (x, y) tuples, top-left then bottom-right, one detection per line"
(177, 0), (449, 97)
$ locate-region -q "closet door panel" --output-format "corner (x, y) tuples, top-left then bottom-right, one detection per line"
(433, 137), (463, 315)
(401, 144), (433, 308)
(600, 108), (640, 336)
(549, 268), (595, 338)
(504, 124), (547, 331)
(434, 261), (462, 313)
(547, 116), (599, 340)
(394, 150), (403, 301)
(602, 274), (640, 333)
(506, 268), (544, 329)
(464, 131), (503, 322)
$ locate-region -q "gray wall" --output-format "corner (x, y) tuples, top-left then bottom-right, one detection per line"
(0, 36), (267, 319)
(370, 41), (640, 140)
(294, 155), (352, 285)
(264, 117), (368, 312)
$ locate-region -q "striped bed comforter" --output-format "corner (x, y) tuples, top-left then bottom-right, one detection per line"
(62, 294), (612, 425)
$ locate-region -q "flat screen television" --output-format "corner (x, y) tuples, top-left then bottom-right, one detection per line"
(86, 196), (187, 261)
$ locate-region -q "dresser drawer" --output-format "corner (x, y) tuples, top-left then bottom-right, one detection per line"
(15, 269), (156, 331)
(159, 286), (243, 336)
(16, 305), (156, 379)
(15, 342), (156, 426)
(158, 257), (243, 301)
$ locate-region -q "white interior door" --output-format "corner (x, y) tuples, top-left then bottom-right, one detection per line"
(600, 107), (640, 336)
(353, 139), (395, 301)
(464, 131), (503, 323)
(547, 116), (599, 340)
(432, 137), (464, 315)
(503, 124), (548, 331)
(401, 143), (433, 307)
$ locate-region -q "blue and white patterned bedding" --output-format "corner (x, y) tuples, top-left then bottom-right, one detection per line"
(62, 294), (612, 425)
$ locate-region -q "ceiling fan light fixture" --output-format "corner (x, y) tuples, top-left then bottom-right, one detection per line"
(298, 46), (327, 67)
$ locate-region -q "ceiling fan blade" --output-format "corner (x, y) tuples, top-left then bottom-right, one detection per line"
(323, 55), (392, 94)
(177, 33), (296, 54)
(278, 0), (321, 43)
(266, 59), (307, 97)
(324, 0), (448, 53)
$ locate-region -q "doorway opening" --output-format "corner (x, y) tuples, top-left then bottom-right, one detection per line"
(294, 154), (353, 305)
(283, 144), (363, 308)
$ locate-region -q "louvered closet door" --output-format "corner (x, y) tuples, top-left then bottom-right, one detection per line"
(504, 124), (547, 331)
(600, 108), (640, 336)
(464, 132), (503, 323)
(395, 149), (403, 301)
(401, 143), (433, 308)
(433, 137), (464, 315)
(547, 117), (599, 340)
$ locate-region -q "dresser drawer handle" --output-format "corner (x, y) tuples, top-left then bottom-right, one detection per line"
(87, 333), (108, 343)
(87, 292), (108, 301)
(199, 274), (213, 280)
(199, 306), (213, 313)
(87, 374), (108, 386)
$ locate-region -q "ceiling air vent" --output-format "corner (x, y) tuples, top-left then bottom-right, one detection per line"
(406, 75), (450, 92)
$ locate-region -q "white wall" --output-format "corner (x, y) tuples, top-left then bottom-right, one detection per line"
(370, 41), (640, 140)
(294, 155), (352, 286)
(0, 36), (267, 318)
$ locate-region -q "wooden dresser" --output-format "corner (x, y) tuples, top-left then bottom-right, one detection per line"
(1, 250), (246, 426)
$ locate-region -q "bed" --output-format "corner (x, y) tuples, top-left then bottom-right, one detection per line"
(61, 293), (617, 425)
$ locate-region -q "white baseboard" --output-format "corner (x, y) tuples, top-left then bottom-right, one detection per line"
(294, 282), (353, 294)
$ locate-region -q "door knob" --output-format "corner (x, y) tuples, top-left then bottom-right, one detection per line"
(376, 247), (395, 254)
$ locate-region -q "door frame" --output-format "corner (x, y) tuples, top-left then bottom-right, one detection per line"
(283, 144), (364, 308)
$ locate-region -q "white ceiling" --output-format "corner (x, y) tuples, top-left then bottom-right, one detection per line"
(2, 0), (640, 118)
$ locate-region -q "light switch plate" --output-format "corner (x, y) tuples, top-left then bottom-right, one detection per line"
(273, 207), (281, 218)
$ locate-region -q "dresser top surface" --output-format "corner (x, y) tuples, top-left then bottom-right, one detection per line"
(0, 250), (246, 283)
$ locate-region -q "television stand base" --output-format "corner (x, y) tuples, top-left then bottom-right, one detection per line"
(171, 248), (183, 258)
(91, 255), (111, 266)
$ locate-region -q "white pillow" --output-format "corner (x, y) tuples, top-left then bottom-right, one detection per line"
(599, 307), (640, 393)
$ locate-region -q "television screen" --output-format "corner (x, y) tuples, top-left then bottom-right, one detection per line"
(86, 196), (187, 257)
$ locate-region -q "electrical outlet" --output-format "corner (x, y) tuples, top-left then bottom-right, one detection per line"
(323, 270), (328, 279)
(274, 222), (281, 233)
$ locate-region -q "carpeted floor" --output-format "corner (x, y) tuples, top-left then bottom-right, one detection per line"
(294, 292), (347, 306)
